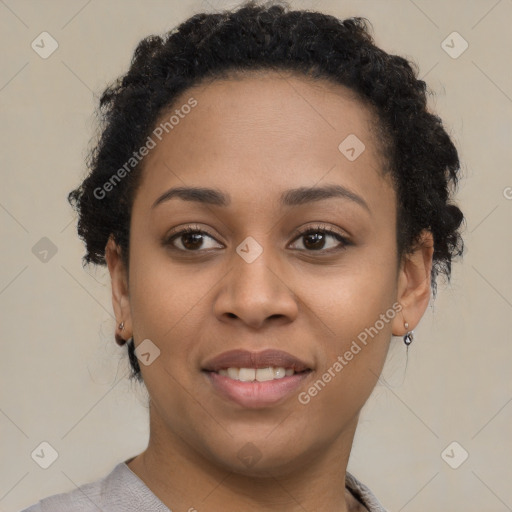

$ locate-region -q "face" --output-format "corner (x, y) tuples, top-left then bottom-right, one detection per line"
(108, 71), (432, 477)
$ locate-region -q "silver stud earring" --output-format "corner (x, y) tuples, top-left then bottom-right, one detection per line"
(119, 321), (124, 330)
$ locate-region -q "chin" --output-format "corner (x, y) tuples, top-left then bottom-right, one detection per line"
(202, 435), (318, 479)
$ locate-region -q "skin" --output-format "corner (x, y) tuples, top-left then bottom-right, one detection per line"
(106, 70), (434, 512)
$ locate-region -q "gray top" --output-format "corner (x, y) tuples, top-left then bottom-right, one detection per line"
(20, 458), (388, 511)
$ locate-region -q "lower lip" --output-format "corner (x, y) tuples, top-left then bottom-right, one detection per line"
(204, 371), (311, 408)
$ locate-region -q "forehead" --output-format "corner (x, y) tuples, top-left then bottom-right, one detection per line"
(136, 70), (393, 212)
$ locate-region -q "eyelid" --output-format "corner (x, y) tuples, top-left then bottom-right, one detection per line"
(163, 224), (223, 246)
(289, 224), (351, 250)
(290, 223), (350, 241)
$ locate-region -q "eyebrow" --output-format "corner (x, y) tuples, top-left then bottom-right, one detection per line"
(151, 184), (370, 213)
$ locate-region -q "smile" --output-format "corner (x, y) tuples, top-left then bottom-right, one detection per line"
(202, 348), (313, 408)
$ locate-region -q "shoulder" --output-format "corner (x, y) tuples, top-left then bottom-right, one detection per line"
(345, 471), (389, 512)
(19, 461), (171, 512)
(18, 462), (126, 512)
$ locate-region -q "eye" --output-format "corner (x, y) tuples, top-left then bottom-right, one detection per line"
(164, 226), (223, 252)
(289, 225), (350, 252)
(163, 224), (350, 254)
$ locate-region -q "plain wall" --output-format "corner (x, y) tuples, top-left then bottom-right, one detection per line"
(1, 1), (511, 511)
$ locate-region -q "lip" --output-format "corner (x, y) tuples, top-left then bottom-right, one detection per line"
(202, 349), (311, 372)
(202, 349), (313, 408)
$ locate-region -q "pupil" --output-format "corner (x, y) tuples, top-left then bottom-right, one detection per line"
(305, 233), (324, 250)
(183, 233), (203, 249)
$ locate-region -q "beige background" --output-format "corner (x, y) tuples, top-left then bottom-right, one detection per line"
(1, 0), (511, 510)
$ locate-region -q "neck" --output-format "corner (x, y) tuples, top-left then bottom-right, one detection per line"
(127, 403), (362, 512)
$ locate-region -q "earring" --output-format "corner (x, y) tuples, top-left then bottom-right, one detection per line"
(115, 321), (126, 346)
(403, 322), (414, 346)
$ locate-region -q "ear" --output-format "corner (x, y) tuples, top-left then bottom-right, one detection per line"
(105, 236), (132, 342)
(392, 230), (434, 336)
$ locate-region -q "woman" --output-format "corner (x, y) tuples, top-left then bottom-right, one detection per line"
(21, 1), (464, 510)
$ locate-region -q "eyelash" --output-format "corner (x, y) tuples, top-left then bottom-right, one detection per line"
(164, 224), (350, 254)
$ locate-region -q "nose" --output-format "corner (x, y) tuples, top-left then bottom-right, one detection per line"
(213, 241), (299, 330)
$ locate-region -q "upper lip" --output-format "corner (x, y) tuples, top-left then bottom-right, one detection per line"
(202, 349), (312, 373)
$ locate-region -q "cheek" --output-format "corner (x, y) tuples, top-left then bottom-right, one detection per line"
(126, 250), (208, 412)
(128, 219), (204, 323)
(297, 301), (395, 434)
(126, 240), (203, 360)
(304, 250), (398, 397)
(312, 250), (398, 340)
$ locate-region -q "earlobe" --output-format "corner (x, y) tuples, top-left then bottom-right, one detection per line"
(391, 230), (434, 336)
(105, 236), (132, 342)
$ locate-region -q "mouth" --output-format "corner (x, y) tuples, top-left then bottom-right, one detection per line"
(202, 349), (313, 408)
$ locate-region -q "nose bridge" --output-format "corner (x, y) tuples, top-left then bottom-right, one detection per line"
(233, 233), (283, 299)
(214, 233), (298, 327)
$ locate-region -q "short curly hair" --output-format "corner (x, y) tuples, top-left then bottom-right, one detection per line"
(68, 0), (464, 382)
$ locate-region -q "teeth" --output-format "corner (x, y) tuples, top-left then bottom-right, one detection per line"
(255, 367), (274, 382)
(218, 367), (295, 381)
(227, 367), (239, 379)
(239, 368), (256, 381)
(273, 367), (286, 379)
